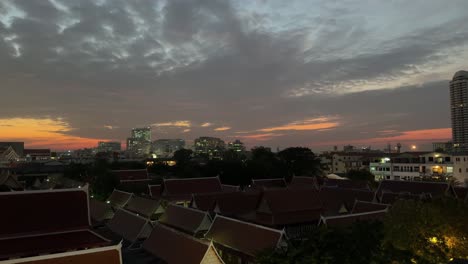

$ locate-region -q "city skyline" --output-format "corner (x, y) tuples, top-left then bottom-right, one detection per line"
(1, 1), (467, 150)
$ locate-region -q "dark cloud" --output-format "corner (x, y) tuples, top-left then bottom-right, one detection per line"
(0, 0), (466, 150)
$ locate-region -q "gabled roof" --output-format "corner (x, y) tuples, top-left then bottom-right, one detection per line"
(112, 169), (149, 182)
(205, 215), (284, 257)
(320, 187), (374, 216)
(255, 188), (322, 226)
(191, 192), (219, 211)
(351, 200), (389, 214)
(252, 178), (287, 189)
(454, 187), (468, 201)
(148, 184), (162, 199)
(375, 180), (453, 198)
(106, 209), (152, 243)
(259, 188), (321, 214)
(222, 184), (241, 192)
(162, 177), (223, 201)
(0, 230), (110, 260)
(214, 191), (261, 216)
(288, 176), (318, 190)
(378, 192), (423, 204)
(124, 196), (160, 219)
(0, 187), (90, 237)
(143, 224), (223, 264)
(323, 178), (371, 190)
(107, 189), (133, 209)
(320, 210), (388, 227)
(159, 204), (211, 235)
(0, 173), (23, 191)
(90, 199), (114, 223)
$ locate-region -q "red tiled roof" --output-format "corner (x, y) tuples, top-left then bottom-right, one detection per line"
(323, 179), (371, 190)
(148, 184), (162, 199)
(351, 200), (389, 214)
(143, 224), (218, 264)
(162, 177), (223, 201)
(106, 209), (151, 242)
(0, 230), (109, 260)
(379, 192), (422, 204)
(0, 188), (90, 237)
(320, 187), (374, 216)
(107, 189), (133, 209)
(112, 169), (149, 182)
(17, 246), (122, 264)
(288, 176), (319, 190)
(124, 196), (159, 219)
(159, 204), (210, 235)
(376, 180), (452, 198)
(255, 188), (322, 226)
(191, 192), (219, 211)
(252, 178), (287, 189)
(454, 187), (468, 201)
(222, 184), (240, 192)
(90, 199), (114, 223)
(205, 215), (283, 257)
(320, 210), (387, 227)
(214, 191), (261, 216)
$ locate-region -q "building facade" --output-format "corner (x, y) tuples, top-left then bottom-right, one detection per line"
(370, 152), (454, 181)
(452, 154), (468, 186)
(152, 139), (185, 158)
(227, 139), (245, 153)
(450, 70), (468, 152)
(127, 127), (152, 157)
(194, 137), (225, 159)
(98, 141), (122, 152)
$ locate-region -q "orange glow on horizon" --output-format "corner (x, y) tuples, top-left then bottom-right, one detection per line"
(314, 128), (452, 147)
(0, 118), (108, 150)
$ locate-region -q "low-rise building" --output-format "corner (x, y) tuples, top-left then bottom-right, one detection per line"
(370, 152), (454, 181)
(98, 141), (122, 152)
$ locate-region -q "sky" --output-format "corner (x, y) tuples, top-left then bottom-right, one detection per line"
(0, 0), (467, 151)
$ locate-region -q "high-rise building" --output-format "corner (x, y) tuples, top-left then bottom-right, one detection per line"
(131, 127), (152, 141)
(152, 139), (185, 158)
(194, 137), (225, 159)
(97, 141), (121, 152)
(450, 70), (468, 152)
(127, 127), (152, 157)
(227, 139), (246, 153)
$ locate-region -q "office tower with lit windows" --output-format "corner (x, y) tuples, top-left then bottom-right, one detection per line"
(97, 141), (121, 152)
(194, 137), (225, 159)
(152, 139), (185, 158)
(127, 127), (152, 156)
(227, 139), (246, 153)
(450, 70), (468, 152)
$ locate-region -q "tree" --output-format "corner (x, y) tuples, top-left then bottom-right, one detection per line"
(246, 147), (286, 179)
(90, 159), (118, 200)
(346, 169), (377, 188)
(277, 147), (322, 178)
(173, 148), (193, 165)
(257, 221), (385, 264)
(383, 198), (468, 263)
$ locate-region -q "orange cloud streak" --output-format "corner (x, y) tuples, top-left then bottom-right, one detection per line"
(258, 117), (339, 132)
(0, 118), (107, 150)
(315, 128), (452, 146)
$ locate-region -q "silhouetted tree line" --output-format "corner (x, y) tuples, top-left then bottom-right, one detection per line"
(257, 197), (468, 264)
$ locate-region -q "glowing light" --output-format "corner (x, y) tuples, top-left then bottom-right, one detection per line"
(106, 201), (110, 204)
(428, 236), (439, 244)
(411, 145), (417, 150)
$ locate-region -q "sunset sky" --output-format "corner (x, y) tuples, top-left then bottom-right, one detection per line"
(1, 0), (466, 151)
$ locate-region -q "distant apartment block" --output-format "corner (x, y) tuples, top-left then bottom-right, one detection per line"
(98, 141), (122, 152)
(152, 139), (185, 158)
(227, 139), (246, 153)
(194, 137), (225, 159)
